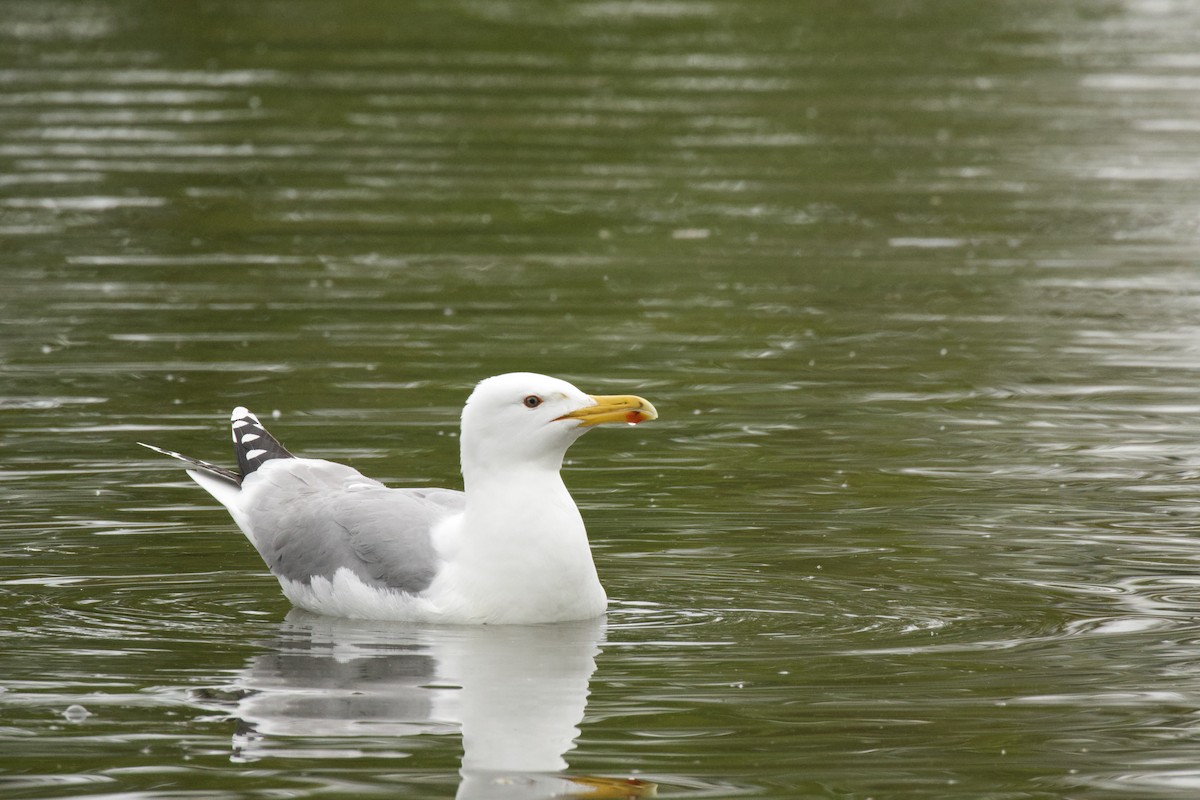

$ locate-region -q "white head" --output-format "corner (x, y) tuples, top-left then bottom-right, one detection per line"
(459, 372), (657, 482)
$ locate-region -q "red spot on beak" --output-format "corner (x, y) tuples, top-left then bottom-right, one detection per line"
(625, 411), (644, 424)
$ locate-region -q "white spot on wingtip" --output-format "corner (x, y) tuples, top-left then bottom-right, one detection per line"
(241, 433), (261, 444)
(231, 406), (261, 424)
(244, 448), (268, 460)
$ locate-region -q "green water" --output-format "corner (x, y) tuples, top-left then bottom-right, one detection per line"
(7, 1), (1200, 797)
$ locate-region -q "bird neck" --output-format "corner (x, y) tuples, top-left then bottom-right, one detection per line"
(460, 440), (568, 491)
(461, 460), (569, 509)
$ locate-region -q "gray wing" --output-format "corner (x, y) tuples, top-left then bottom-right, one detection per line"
(239, 459), (465, 595)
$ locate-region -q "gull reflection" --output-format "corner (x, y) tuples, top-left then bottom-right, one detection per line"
(195, 610), (649, 799)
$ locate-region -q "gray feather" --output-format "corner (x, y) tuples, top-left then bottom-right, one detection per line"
(241, 459), (464, 595)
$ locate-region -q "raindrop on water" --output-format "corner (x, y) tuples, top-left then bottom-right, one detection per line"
(63, 704), (91, 723)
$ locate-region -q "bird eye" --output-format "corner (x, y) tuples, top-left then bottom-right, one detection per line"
(523, 395), (543, 408)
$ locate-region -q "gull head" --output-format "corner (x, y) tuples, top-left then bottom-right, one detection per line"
(460, 372), (657, 477)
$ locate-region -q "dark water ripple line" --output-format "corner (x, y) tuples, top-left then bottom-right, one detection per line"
(839, 572), (1200, 658)
(5, 571), (281, 642)
(607, 580), (981, 642)
(606, 601), (728, 632)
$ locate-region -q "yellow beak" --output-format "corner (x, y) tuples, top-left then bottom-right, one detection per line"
(558, 394), (659, 427)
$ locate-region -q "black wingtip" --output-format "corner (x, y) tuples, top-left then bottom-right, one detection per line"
(138, 441), (242, 486)
(230, 407), (294, 477)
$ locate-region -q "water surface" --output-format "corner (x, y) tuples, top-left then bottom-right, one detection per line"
(6, 1), (1200, 798)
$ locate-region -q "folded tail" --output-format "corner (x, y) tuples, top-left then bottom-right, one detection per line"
(139, 406), (295, 489)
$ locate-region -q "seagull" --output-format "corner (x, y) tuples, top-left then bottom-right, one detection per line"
(140, 372), (658, 624)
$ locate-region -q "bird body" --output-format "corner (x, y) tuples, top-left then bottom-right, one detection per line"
(141, 373), (657, 624)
